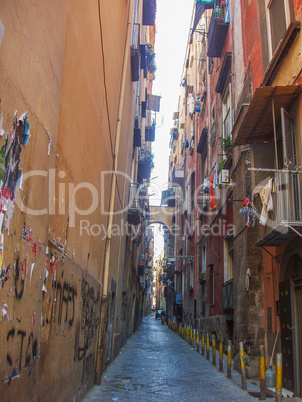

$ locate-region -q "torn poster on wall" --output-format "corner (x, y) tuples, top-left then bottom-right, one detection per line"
(0, 111), (31, 226)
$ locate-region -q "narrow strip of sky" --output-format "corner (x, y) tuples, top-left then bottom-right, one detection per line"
(150, 0), (195, 206)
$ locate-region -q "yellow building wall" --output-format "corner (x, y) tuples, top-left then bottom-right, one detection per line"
(0, 0), (137, 400)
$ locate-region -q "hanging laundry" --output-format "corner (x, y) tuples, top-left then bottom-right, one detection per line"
(187, 94), (195, 116)
(209, 171), (217, 211)
(214, 161), (218, 187)
(240, 197), (257, 228)
(259, 177), (274, 226)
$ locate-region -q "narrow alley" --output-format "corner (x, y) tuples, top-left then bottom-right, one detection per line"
(83, 315), (255, 401)
(1, 0), (302, 400)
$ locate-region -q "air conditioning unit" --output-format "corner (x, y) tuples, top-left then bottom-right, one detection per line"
(219, 169), (230, 185)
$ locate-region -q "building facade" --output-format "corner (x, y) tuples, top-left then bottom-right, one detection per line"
(0, 0), (158, 400)
(167, 0), (302, 391)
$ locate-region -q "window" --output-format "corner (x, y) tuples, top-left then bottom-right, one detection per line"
(224, 235), (234, 282)
(266, 0), (294, 56)
(176, 273), (182, 294)
(209, 57), (214, 73)
(222, 83), (232, 140)
(190, 260), (194, 288)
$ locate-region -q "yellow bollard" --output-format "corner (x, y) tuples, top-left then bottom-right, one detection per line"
(239, 341), (246, 390)
(227, 342), (232, 379)
(276, 353), (282, 402)
(206, 334), (210, 360)
(219, 339), (223, 372)
(196, 332), (200, 353)
(259, 345), (265, 400)
(212, 335), (216, 366)
(202, 332), (205, 356)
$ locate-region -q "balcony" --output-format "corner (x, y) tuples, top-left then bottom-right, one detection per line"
(137, 149), (153, 183)
(172, 165), (184, 186)
(207, 4), (229, 58)
(127, 185), (141, 226)
(222, 279), (233, 310)
(143, 0), (156, 26)
(161, 188), (175, 207)
(255, 172), (302, 247)
(145, 125), (155, 142)
(232, 85), (302, 147)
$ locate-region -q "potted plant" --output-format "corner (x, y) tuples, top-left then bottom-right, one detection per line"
(218, 159), (226, 174)
(222, 136), (232, 156)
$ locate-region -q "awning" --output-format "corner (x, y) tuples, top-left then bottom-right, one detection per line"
(191, 1), (214, 36)
(232, 85), (302, 147)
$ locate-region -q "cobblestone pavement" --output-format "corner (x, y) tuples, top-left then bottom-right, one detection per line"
(83, 315), (256, 401)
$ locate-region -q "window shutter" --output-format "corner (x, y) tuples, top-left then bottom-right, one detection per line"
(281, 107), (295, 169)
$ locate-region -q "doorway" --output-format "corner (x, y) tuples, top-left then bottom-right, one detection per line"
(279, 254), (302, 395)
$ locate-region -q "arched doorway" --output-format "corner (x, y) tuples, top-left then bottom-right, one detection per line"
(279, 252), (302, 395)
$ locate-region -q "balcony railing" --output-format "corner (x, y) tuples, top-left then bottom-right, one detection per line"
(207, 2), (229, 58)
(222, 279), (233, 310)
(137, 149), (153, 183)
(127, 185), (141, 226)
(255, 171), (302, 247)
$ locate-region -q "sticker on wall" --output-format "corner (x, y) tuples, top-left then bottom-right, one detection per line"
(30, 263), (35, 283)
(42, 269), (48, 293)
(11, 367), (20, 380)
(45, 127), (51, 156)
(2, 301), (8, 318)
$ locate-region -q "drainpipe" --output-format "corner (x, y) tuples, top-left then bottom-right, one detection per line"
(95, 0), (134, 384)
(194, 111), (198, 329)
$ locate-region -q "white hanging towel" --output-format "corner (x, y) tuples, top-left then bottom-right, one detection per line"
(259, 177), (274, 226)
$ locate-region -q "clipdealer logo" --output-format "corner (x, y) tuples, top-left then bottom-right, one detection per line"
(14, 169), (235, 237)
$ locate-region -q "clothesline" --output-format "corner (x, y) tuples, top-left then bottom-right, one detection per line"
(248, 167), (302, 174)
